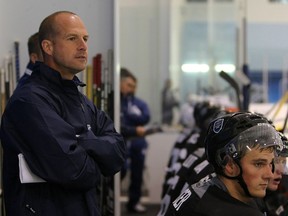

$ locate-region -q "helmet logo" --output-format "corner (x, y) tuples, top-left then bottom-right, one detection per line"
(213, 118), (224, 133)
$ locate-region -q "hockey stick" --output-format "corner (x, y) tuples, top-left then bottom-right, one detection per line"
(279, 92), (288, 133)
(280, 110), (288, 133)
(4, 56), (10, 101)
(271, 92), (288, 122)
(219, 70), (243, 111)
(264, 92), (288, 119)
(100, 56), (106, 112)
(241, 64), (250, 111)
(14, 41), (20, 82)
(93, 52), (115, 216)
(107, 49), (114, 119)
(93, 54), (102, 108)
(0, 68), (5, 114)
(85, 65), (93, 100)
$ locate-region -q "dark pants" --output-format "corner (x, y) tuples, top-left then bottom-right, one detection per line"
(126, 137), (147, 208)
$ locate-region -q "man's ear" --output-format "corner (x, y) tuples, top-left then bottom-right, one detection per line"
(41, 40), (53, 56)
(223, 156), (240, 177)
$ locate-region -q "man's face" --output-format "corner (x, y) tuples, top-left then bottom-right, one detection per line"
(120, 77), (136, 96)
(240, 147), (275, 198)
(47, 13), (89, 79)
(268, 156), (286, 191)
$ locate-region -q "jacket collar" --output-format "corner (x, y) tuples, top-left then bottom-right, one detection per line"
(32, 62), (86, 87)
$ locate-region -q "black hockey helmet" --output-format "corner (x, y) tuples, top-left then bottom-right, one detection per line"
(278, 132), (288, 157)
(275, 132), (288, 175)
(205, 112), (282, 172)
(193, 101), (221, 130)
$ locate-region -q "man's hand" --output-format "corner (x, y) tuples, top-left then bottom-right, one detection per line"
(136, 126), (146, 136)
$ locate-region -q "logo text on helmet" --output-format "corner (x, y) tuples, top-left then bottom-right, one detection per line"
(213, 118), (224, 133)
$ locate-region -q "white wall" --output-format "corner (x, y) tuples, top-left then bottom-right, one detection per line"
(119, 0), (171, 124)
(118, 0), (288, 125)
(118, 0), (288, 205)
(0, 0), (114, 76)
(247, 0), (288, 23)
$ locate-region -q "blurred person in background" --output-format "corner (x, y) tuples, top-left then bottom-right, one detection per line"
(120, 67), (151, 213)
(161, 78), (179, 126)
(17, 32), (43, 87)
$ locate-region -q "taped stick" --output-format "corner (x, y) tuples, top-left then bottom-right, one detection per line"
(219, 70), (243, 111)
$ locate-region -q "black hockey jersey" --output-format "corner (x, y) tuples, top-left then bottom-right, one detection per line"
(164, 177), (265, 216)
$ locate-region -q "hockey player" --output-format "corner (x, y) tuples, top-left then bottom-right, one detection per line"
(158, 102), (221, 215)
(257, 132), (288, 215)
(164, 112), (282, 216)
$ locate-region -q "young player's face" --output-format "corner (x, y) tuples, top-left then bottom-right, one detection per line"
(268, 156), (286, 191)
(47, 13), (89, 79)
(240, 147), (275, 198)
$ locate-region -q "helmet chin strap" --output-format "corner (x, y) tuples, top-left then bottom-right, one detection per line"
(234, 160), (252, 197)
(221, 160), (252, 197)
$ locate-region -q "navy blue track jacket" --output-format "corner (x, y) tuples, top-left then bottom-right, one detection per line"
(0, 62), (126, 216)
(120, 94), (150, 137)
